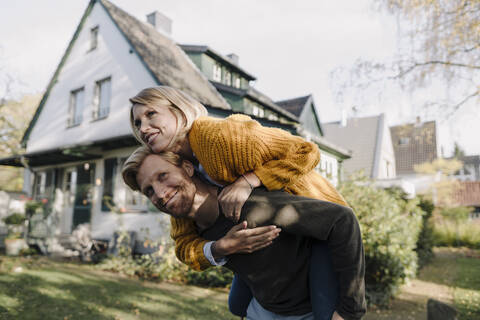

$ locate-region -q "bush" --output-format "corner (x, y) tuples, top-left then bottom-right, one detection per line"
(3, 213), (26, 225)
(433, 217), (480, 249)
(339, 175), (425, 306)
(415, 198), (435, 269)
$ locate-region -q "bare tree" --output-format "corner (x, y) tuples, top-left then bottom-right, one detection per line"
(332, 0), (480, 118)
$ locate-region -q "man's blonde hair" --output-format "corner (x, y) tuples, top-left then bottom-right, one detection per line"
(129, 86), (208, 151)
(122, 146), (182, 192)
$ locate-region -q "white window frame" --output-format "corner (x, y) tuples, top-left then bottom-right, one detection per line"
(213, 63), (222, 82)
(68, 87), (85, 127)
(90, 26), (99, 51)
(224, 69), (231, 86)
(252, 105), (264, 118)
(92, 77), (111, 120)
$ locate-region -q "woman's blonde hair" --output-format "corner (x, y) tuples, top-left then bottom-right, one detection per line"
(122, 146), (182, 192)
(129, 86), (208, 151)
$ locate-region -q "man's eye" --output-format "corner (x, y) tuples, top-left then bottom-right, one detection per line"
(145, 187), (153, 197)
(158, 172), (167, 180)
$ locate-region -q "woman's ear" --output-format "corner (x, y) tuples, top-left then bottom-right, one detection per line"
(181, 160), (194, 177)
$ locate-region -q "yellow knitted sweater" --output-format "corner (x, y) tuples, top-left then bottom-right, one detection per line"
(170, 114), (348, 271)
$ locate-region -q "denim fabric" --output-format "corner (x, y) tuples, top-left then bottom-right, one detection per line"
(228, 274), (252, 317)
(246, 298), (314, 320)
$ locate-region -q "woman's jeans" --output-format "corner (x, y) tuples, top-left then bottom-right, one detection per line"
(228, 241), (338, 319)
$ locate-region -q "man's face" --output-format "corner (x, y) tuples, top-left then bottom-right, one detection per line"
(136, 154), (196, 219)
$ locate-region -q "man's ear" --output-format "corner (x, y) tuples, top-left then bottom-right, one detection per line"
(181, 160), (195, 177)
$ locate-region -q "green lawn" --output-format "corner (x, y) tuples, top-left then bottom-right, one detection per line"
(1, 247), (479, 320)
(365, 247), (480, 320)
(0, 256), (235, 320)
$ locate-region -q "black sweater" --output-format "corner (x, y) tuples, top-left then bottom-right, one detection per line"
(200, 188), (366, 320)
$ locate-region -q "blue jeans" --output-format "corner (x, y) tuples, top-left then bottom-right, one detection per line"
(228, 241), (338, 319)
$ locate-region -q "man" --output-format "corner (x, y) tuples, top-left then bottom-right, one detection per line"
(122, 147), (366, 320)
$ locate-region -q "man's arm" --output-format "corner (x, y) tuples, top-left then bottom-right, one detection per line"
(245, 191), (366, 320)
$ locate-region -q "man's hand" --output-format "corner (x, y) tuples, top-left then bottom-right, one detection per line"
(218, 172), (261, 222)
(331, 311), (344, 320)
(211, 221), (281, 259)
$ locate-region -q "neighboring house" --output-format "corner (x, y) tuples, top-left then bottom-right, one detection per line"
(451, 155), (480, 181)
(275, 95), (351, 185)
(451, 181), (480, 219)
(0, 0), (349, 252)
(322, 114), (396, 180)
(390, 118), (438, 194)
(179, 50), (351, 186)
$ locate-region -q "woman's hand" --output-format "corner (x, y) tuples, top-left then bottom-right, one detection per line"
(212, 221), (281, 259)
(218, 172), (261, 222)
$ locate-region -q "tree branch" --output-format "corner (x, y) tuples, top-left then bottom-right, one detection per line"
(389, 60), (480, 79)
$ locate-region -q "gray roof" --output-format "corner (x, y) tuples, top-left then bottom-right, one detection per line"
(276, 95), (311, 117)
(246, 87), (298, 121)
(323, 115), (383, 178)
(100, 0), (230, 109)
(390, 121), (437, 175)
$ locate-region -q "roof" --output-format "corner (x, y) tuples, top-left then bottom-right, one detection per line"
(179, 44), (256, 81)
(390, 120), (437, 175)
(451, 181), (480, 207)
(99, 0), (229, 108)
(22, 0), (229, 146)
(276, 95), (311, 117)
(323, 115), (384, 178)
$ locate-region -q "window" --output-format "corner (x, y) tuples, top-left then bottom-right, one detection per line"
(92, 77), (111, 120)
(90, 26), (99, 50)
(224, 69), (231, 86)
(34, 170), (54, 201)
(102, 158), (116, 211)
(213, 63), (222, 82)
(398, 137), (410, 145)
(233, 76), (241, 89)
(252, 105), (264, 118)
(68, 87), (85, 126)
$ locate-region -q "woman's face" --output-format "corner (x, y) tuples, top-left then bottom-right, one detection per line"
(132, 103), (178, 153)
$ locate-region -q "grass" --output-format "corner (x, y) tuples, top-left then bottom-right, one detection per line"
(0, 256), (235, 320)
(433, 218), (480, 249)
(365, 247), (480, 320)
(0, 247), (478, 320)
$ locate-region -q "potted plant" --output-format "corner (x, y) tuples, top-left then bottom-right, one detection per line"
(3, 213), (27, 256)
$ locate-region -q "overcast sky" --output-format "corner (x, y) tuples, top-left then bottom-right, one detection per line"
(1, 0), (478, 155)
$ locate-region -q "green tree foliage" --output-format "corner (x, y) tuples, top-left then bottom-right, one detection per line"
(0, 94), (40, 191)
(339, 174), (425, 305)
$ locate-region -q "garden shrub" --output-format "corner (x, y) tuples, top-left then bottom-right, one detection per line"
(339, 175), (425, 306)
(415, 197), (435, 269)
(433, 206), (480, 249)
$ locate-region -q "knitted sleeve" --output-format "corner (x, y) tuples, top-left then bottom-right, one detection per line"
(170, 216), (211, 271)
(190, 114), (320, 190)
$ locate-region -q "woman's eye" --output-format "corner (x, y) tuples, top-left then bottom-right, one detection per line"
(146, 111), (156, 118)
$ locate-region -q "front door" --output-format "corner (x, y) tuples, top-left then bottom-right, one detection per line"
(72, 163), (95, 229)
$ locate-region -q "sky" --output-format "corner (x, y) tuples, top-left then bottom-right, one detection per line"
(0, 0), (478, 156)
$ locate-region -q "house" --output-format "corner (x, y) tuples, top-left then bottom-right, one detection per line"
(390, 118), (438, 194)
(322, 114), (396, 180)
(450, 181), (480, 218)
(0, 0), (349, 252)
(451, 155), (480, 181)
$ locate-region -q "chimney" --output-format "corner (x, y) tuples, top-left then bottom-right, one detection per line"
(340, 109), (347, 127)
(147, 11), (172, 36)
(227, 53), (239, 66)
(414, 115), (421, 127)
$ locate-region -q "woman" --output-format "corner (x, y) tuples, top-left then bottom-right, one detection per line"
(129, 86), (347, 320)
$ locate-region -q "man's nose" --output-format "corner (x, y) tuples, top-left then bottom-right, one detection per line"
(152, 182), (167, 205)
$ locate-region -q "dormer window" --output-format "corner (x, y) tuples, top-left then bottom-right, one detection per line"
(224, 70), (231, 86)
(68, 87), (85, 127)
(252, 105), (264, 118)
(213, 63), (222, 82)
(398, 137), (410, 145)
(90, 26), (99, 50)
(234, 76), (241, 89)
(92, 77), (111, 120)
